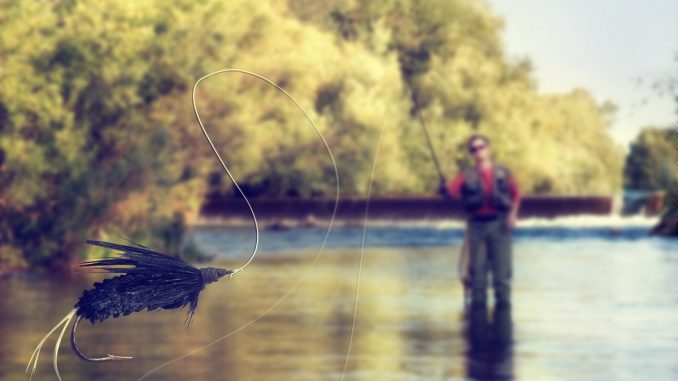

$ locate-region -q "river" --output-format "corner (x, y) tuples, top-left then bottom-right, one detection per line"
(0, 215), (675, 381)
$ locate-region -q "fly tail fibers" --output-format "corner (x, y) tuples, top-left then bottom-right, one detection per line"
(26, 308), (76, 381)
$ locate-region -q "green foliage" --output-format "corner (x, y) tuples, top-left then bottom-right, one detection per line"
(0, 0), (627, 269)
(291, 0), (623, 195)
(0, 1), (218, 269)
(624, 127), (677, 191)
(625, 126), (677, 229)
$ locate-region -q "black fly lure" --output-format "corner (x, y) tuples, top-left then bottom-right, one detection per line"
(26, 240), (233, 381)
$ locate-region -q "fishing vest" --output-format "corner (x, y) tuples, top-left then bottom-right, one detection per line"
(461, 165), (513, 213)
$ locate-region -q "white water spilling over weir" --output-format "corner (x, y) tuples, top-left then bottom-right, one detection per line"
(196, 193), (665, 230)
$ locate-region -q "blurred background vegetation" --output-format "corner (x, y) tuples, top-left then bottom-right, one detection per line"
(0, 0), (674, 271)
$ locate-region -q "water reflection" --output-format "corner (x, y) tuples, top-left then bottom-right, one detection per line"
(463, 303), (513, 381)
(0, 230), (676, 381)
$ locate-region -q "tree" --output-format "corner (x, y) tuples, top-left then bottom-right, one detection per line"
(624, 128), (677, 190)
(0, 0), (630, 270)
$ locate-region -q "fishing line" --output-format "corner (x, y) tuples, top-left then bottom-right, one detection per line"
(407, 76), (470, 289)
(339, 94), (394, 380)
(137, 69), (341, 380)
(407, 74), (470, 293)
(341, 86), (462, 378)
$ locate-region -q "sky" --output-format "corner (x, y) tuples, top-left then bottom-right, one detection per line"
(485, 0), (678, 148)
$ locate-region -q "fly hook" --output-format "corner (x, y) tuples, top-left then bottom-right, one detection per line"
(70, 315), (134, 362)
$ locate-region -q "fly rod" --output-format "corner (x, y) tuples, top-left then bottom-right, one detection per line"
(406, 78), (447, 189)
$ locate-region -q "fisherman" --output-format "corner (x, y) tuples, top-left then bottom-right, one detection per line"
(442, 134), (521, 306)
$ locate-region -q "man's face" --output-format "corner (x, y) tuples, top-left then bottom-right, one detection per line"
(469, 139), (490, 162)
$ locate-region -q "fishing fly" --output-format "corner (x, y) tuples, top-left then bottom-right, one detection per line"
(26, 239), (234, 378)
(26, 69), (341, 381)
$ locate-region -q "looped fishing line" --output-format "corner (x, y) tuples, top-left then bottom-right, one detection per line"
(137, 69), (342, 380)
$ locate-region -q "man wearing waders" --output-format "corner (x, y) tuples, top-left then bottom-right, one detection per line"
(445, 134), (521, 306)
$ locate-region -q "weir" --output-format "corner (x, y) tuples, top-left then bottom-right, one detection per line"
(198, 195), (630, 226)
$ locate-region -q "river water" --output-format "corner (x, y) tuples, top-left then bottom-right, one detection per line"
(0, 216), (676, 381)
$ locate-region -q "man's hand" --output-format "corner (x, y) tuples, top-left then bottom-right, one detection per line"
(438, 181), (449, 198)
(505, 211), (517, 230)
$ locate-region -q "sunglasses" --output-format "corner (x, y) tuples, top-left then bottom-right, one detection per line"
(469, 144), (486, 153)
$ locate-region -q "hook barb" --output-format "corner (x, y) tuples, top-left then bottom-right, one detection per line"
(70, 315), (134, 362)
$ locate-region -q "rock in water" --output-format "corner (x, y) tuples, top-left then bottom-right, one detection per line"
(651, 208), (678, 237)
